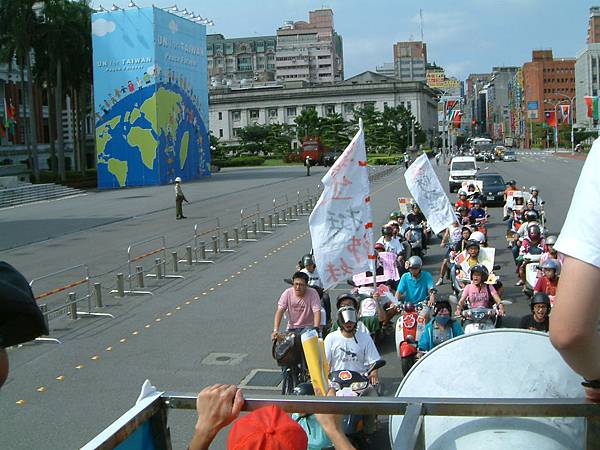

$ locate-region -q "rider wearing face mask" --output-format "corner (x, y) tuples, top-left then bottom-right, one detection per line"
(418, 300), (464, 353)
(520, 292), (551, 332)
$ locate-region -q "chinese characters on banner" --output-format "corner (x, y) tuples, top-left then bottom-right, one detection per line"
(309, 120), (374, 290)
(404, 154), (456, 234)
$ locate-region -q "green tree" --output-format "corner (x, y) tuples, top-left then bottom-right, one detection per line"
(294, 107), (320, 138)
(320, 113), (351, 150)
(238, 124), (271, 154)
(0, 0), (41, 181)
(267, 123), (294, 156)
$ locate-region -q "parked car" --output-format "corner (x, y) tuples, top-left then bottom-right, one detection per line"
(503, 150), (517, 162)
(476, 173), (506, 206)
(323, 151), (342, 167)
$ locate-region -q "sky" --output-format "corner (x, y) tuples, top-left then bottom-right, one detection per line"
(91, 0), (597, 81)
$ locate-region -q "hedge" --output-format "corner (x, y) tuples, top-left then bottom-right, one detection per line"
(368, 156), (400, 165)
(212, 156), (266, 167)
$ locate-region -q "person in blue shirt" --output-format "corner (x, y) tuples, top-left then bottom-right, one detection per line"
(418, 300), (464, 353)
(469, 198), (487, 223)
(395, 256), (436, 307)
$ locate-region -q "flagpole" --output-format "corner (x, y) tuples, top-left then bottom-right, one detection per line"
(360, 116), (378, 291)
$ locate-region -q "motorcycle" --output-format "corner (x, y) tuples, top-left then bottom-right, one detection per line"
(460, 307), (499, 333)
(522, 247), (544, 297)
(395, 301), (431, 376)
(329, 360), (386, 448)
(406, 223), (424, 257)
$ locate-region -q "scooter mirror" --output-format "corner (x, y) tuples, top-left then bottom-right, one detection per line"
(367, 359), (387, 374)
(493, 265), (501, 271)
(283, 278), (293, 285)
(346, 279), (357, 287)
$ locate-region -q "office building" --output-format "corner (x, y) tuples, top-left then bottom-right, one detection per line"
(393, 41), (427, 82)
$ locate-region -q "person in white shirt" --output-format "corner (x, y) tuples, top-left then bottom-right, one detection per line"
(376, 225), (404, 256)
(174, 177), (189, 220)
(550, 138), (600, 402)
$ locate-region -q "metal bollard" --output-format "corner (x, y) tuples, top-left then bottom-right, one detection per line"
(212, 236), (219, 254)
(288, 206), (293, 218)
(116, 273), (125, 297)
(243, 224), (249, 240)
(252, 220), (258, 238)
(94, 283), (103, 308)
(68, 292), (78, 320)
(282, 209), (287, 222)
(234, 228), (240, 246)
(275, 212), (280, 226)
(294, 204), (298, 217)
(40, 304), (50, 332)
(268, 214), (273, 229)
(200, 241), (207, 260)
(155, 258), (163, 279)
(172, 251), (179, 272)
(223, 231), (230, 250)
(186, 246), (193, 266)
(260, 217), (266, 232)
(136, 266), (145, 288)
(299, 202), (304, 215)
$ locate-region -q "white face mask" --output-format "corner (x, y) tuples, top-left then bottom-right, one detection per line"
(340, 308), (357, 324)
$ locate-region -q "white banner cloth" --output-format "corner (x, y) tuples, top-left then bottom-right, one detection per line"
(309, 123), (374, 290)
(404, 153), (457, 234)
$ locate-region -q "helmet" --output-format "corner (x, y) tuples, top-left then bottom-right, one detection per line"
(387, 220), (400, 228)
(389, 211), (401, 220)
(529, 186), (539, 193)
(457, 205), (468, 213)
(301, 254), (314, 267)
(507, 179), (516, 186)
(336, 293), (359, 309)
(293, 382), (315, 396)
(527, 224), (541, 240)
(465, 239), (480, 250)
(472, 198), (482, 205)
(531, 292), (551, 310)
(434, 300), (452, 316)
(337, 305), (358, 329)
(545, 235), (558, 246)
(540, 259), (560, 272)
(175, 177), (182, 182)
(525, 210), (539, 222)
(407, 256), (423, 269)
(397, 213), (406, 220)
(374, 242), (385, 252)
(403, 301), (415, 313)
(458, 190), (467, 197)
(470, 264), (489, 280)
(470, 231), (486, 244)
(381, 225), (393, 236)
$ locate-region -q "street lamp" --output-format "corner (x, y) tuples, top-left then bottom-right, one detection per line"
(552, 93), (576, 153)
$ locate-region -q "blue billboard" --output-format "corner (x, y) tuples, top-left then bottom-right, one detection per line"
(92, 7), (210, 189)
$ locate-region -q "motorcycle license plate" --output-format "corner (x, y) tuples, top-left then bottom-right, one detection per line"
(486, 196), (495, 201)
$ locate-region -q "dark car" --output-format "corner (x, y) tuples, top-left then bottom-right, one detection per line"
(323, 151), (342, 166)
(476, 173), (506, 207)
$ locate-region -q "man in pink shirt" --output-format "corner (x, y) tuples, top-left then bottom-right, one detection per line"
(272, 272), (321, 339)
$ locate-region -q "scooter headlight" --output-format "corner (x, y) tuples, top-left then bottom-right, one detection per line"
(350, 381), (368, 391)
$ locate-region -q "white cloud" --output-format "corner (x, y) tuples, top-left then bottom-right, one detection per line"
(92, 18), (116, 37)
(169, 20), (178, 33)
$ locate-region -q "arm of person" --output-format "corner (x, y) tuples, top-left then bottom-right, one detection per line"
(272, 308), (285, 340)
(489, 285), (504, 315)
(457, 288), (468, 315)
(440, 229), (449, 247)
(395, 276), (406, 301)
(314, 414), (357, 450)
(417, 324), (432, 352)
(550, 256), (600, 384)
(188, 385), (244, 450)
(533, 277), (544, 294)
(452, 320), (465, 337)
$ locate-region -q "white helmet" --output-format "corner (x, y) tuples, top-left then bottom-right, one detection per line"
(470, 231), (486, 244)
(529, 186), (538, 193)
(175, 177), (182, 183)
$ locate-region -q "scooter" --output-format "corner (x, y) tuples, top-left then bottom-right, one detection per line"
(460, 307), (499, 333)
(522, 247), (544, 297)
(395, 301), (431, 376)
(329, 360), (386, 448)
(406, 223), (424, 257)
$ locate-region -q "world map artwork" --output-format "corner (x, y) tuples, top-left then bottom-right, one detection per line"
(96, 81), (208, 188)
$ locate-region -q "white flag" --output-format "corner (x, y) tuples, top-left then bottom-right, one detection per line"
(309, 121), (374, 290)
(404, 153), (456, 234)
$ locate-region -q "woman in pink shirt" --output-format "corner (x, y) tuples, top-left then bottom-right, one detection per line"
(456, 265), (505, 316)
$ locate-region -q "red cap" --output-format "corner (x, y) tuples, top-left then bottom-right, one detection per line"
(227, 405), (308, 450)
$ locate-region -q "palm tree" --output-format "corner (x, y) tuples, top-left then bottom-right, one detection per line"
(0, 0), (41, 181)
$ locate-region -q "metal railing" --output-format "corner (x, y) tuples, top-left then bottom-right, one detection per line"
(82, 392), (600, 450)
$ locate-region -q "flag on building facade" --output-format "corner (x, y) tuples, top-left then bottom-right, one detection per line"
(308, 119), (374, 290)
(452, 110), (463, 129)
(445, 100), (458, 120)
(585, 96), (599, 119)
(545, 111), (557, 127)
(559, 104), (570, 123)
(404, 154), (457, 234)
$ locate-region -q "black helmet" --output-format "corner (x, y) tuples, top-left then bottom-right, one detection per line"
(434, 300), (452, 316)
(381, 225), (393, 236)
(337, 305), (358, 330)
(336, 293), (359, 309)
(301, 254), (315, 267)
(465, 239), (480, 250)
(527, 224), (541, 240)
(507, 179), (516, 186)
(470, 264), (489, 281)
(525, 210), (539, 222)
(293, 382), (315, 396)
(531, 292), (551, 311)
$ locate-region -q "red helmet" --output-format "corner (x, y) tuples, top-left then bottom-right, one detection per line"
(374, 242), (385, 252)
(527, 224), (541, 240)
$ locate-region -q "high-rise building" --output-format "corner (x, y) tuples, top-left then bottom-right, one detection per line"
(275, 9), (344, 83)
(375, 62), (396, 78)
(206, 34), (277, 87)
(465, 73), (492, 136)
(575, 43), (600, 129)
(522, 50), (575, 147)
(588, 7), (600, 44)
(486, 67), (520, 140)
(393, 41), (427, 82)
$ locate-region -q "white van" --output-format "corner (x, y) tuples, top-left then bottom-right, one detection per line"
(448, 156), (478, 192)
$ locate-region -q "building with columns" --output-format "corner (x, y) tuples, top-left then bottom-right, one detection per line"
(208, 71), (438, 148)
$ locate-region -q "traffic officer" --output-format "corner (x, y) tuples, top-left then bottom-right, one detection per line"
(174, 177), (189, 220)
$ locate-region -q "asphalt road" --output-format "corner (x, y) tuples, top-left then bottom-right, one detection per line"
(0, 152), (586, 449)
